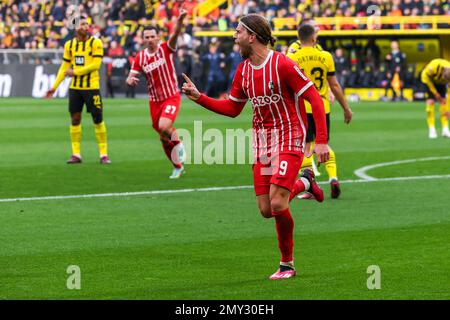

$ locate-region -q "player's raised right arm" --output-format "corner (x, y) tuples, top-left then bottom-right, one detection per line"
(182, 73), (246, 118)
(168, 8), (187, 51)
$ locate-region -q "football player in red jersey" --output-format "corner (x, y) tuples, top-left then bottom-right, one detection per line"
(126, 9), (187, 179)
(182, 14), (330, 280)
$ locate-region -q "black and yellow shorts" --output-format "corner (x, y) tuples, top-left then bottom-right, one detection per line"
(68, 89), (103, 114)
(306, 113), (330, 143)
(426, 84), (447, 100)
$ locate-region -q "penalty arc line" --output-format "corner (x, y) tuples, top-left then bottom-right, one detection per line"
(354, 156), (450, 181)
(1, 174), (450, 203)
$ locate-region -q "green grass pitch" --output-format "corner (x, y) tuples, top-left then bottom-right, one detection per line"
(0, 97), (449, 299)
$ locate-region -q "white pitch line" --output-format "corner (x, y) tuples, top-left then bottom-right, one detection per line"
(354, 156), (450, 181)
(1, 174), (450, 203)
(0, 186), (254, 203)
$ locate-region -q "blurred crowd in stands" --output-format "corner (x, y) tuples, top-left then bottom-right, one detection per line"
(0, 0), (447, 98)
(1, 0), (448, 50)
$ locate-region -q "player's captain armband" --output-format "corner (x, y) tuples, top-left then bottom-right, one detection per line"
(294, 65), (309, 81)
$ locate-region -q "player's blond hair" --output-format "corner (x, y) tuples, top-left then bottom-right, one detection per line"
(443, 67), (450, 81)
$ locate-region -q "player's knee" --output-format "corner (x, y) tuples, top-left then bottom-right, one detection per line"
(259, 209), (272, 219)
(258, 202), (272, 218)
(158, 124), (172, 137)
(270, 196), (287, 213)
(159, 134), (171, 146)
(258, 204), (272, 218)
(71, 113), (81, 126)
(91, 112), (103, 124)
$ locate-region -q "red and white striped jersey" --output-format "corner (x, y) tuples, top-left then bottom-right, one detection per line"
(229, 50), (314, 158)
(131, 42), (179, 101)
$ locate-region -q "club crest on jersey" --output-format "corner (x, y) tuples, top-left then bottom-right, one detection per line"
(251, 94), (281, 108)
(75, 56), (85, 66)
(268, 81), (275, 93)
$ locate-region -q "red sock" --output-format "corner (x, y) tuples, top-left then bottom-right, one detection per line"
(161, 137), (182, 169)
(170, 128), (181, 147)
(289, 179), (307, 202)
(272, 208), (294, 263)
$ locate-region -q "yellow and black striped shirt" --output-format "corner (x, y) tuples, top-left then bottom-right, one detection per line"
(287, 44), (335, 114)
(62, 36), (104, 90)
(421, 58), (450, 95)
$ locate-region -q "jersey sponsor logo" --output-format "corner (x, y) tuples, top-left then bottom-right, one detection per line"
(142, 58), (165, 73)
(75, 56), (85, 66)
(250, 94), (281, 108)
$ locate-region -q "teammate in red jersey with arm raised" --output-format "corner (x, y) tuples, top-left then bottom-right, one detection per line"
(183, 14), (330, 280)
(126, 8), (187, 179)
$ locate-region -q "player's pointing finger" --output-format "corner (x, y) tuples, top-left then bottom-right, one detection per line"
(182, 73), (192, 84)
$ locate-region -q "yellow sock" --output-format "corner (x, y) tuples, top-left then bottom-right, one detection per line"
(325, 148), (337, 181)
(301, 154), (313, 170)
(439, 104), (449, 129)
(94, 122), (108, 157)
(301, 141), (314, 171)
(426, 102), (435, 128)
(70, 124), (82, 156)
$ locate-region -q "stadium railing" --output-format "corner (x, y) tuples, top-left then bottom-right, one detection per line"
(273, 15), (450, 32)
(192, 15), (450, 63)
(0, 49), (63, 64)
(193, 15), (450, 37)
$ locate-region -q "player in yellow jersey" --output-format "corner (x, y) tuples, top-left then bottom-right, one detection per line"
(287, 24), (352, 199)
(45, 15), (110, 164)
(287, 18), (329, 177)
(420, 58), (450, 138)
